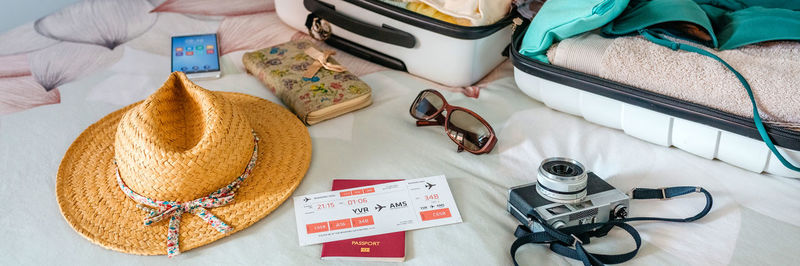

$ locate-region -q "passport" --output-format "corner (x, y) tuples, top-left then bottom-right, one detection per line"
(320, 179), (405, 262)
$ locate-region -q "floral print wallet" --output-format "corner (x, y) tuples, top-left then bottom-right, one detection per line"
(243, 41), (372, 125)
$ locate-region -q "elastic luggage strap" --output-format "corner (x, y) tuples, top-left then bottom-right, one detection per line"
(638, 29), (800, 173)
(510, 186), (713, 266)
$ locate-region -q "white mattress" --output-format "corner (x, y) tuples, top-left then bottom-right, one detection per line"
(1, 3), (799, 264)
(2, 62), (800, 264)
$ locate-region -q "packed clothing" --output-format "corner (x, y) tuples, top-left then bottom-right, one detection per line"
(380, 0), (514, 26)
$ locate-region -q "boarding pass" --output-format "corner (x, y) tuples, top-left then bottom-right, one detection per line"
(293, 175), (462, 246)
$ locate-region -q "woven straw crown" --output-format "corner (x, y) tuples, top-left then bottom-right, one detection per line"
(114, 73), (255, 201)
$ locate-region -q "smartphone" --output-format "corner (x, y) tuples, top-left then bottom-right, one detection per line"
(171, 33), (221, 80)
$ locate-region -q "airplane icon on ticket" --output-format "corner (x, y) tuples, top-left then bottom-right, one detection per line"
(425, 182), (436, 189)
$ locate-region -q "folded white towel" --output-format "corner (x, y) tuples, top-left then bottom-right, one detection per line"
(548, 33), (800, 127)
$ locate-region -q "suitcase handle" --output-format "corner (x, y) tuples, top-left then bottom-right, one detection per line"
(304, 0), (417, 48)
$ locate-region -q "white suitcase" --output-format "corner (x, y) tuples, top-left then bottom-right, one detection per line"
(509, 23), (800, 178)
(275, 0), (515, 87)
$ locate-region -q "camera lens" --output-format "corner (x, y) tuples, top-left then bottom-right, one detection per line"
(542, 160), (583, 178)
(536, 157), (588, 203)
(550, 164), (573, 176)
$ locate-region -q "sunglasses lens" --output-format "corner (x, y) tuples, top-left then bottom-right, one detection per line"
(447, 110), (492, 152)
(411, 91), (444, 119)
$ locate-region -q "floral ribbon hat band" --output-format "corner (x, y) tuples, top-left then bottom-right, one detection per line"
(56, 72), (312, 256)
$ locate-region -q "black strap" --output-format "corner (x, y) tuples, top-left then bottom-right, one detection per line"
(511, 186), (712, 266)
(626, 187), (713, 223)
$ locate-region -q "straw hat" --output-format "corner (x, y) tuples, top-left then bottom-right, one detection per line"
(56, 72), (311, 256)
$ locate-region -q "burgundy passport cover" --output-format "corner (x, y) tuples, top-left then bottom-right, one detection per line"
(320, 179), (405, 261)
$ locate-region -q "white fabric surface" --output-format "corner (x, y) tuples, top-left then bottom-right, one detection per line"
(2, 62), (800, 265)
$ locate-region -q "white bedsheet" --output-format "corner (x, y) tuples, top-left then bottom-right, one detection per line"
(2, 66), (800, 265)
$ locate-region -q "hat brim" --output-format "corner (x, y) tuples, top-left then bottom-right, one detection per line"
(56, 92), (311, 255)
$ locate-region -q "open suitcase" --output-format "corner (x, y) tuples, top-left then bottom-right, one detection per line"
(276, 0), (800, 178)
(509, 21), (800, 178)
(274, 0), (515, 87)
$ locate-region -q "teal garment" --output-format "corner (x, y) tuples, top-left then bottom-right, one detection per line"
(603, 0), (718, 47)
(518, 0), (630, 63)
(694, 0), (800, 11)
(713, 7), (800, 49)
(603, 0), (800, 50)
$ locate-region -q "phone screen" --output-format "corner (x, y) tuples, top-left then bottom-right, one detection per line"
(171, 34), (220, 73)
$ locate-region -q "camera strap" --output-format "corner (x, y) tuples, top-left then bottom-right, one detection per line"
(510, 186), (713, 266)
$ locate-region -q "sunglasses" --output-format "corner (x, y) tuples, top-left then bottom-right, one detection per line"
(409, 89), (497, 154)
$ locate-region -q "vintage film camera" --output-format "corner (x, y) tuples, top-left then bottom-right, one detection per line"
(508, 158), (630, 232)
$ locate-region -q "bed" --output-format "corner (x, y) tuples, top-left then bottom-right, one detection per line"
(1, 0), (799, 265)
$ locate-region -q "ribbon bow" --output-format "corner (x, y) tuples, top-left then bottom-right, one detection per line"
(115, 131), (260, 257)
(302, 47), (347, 79)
